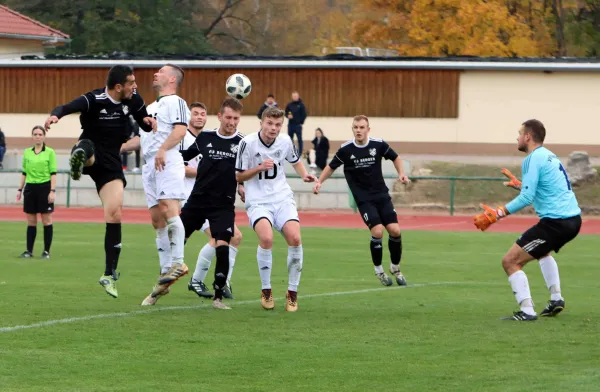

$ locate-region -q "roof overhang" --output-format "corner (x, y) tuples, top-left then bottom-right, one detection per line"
(0, 33), (70, 43)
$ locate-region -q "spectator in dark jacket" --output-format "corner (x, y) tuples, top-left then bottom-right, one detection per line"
(0, 127), (6, 169)
(285, 91), (307, 155)
(311, 128), (329, 171)
(257, 94), (278, 119)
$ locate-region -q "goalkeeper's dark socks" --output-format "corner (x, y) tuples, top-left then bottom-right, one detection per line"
(370, 236), (383, 266)
(388, 235), (402, 265)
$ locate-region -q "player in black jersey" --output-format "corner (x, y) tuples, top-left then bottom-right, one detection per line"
(177, 97), (245, 310)
(313, 115), (410, 286)
(44, 65), (155, 299)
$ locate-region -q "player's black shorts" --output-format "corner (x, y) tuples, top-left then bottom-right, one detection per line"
(516, 215), (582, 259)
(357, 196), (398, 229)
(82, 148), (127, 193)
(180, 200), (235, 242)
(23, 181), (54, 214)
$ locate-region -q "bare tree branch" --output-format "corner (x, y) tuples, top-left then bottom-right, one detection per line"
(203, 0), (246, 37)
(209, 31), (256, 48)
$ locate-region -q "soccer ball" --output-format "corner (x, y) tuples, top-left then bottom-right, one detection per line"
(226, 73), (252, 100)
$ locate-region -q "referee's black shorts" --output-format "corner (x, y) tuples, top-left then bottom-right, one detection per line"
(516, 215), (582, 259)
(23, 181), (54, 214)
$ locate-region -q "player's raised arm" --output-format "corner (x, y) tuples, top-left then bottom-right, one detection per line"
(130, 93), (154, 132)
(180, 135), (202, 162)
(45, 93), (94, 131)
(155, 97), (188, 171)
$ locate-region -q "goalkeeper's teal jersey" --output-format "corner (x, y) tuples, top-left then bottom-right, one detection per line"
(506, 146), (580, 219)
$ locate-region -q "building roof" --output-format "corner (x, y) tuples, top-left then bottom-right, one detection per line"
(0, 5), (69, 42)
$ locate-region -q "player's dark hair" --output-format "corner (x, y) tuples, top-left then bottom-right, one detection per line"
(31, 125), (46, 136)
(262, 107), (285, 120)
(267, 94), (274, 98)
(165, 63), (185, 87)
(190, 102), (207, 111)
(353, 115), (369, 125)
(220, 97), (243, 114)
(522, 119), (546, 143)
(106, 65), (134, 89)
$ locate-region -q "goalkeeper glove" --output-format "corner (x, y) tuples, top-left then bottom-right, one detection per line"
(501, 168), (522, 190)
(473, 204), (508, 231)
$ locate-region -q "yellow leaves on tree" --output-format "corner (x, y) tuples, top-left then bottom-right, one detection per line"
(352, 0), (556, 57)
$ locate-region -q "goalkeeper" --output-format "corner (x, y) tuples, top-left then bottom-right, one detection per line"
(473, 120), (581, 321)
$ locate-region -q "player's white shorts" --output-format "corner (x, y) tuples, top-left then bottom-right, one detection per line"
(247, 197), (299, 232)
(142, 159), (186, 209)
(179, 198), (210, 232)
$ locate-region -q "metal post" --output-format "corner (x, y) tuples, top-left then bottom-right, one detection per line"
(66, 173), (71, 208)
(449, 178), (456, 216)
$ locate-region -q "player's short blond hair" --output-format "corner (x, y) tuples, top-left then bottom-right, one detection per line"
(352, 115), (369, 125)
(262, 107), (285, 120)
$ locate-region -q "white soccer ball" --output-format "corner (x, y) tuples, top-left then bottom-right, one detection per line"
(226, 73), (252, 100)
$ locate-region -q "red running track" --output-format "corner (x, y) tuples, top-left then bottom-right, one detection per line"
(1, 205), (600, 234)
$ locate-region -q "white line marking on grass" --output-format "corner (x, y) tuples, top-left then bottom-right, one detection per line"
(0, 281), (484, 333)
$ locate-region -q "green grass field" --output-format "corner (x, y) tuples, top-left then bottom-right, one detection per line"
(1, 221), (599, 391)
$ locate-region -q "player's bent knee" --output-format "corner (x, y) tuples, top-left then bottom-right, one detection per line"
(370, 225), (385, 239)
(41, 214), (52, 226)
(386, 224), (401, 237)
(26, 214), (37, 226)
(231, 228), (242, 247)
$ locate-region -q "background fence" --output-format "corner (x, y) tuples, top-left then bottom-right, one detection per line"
(0, 170), (510, 216)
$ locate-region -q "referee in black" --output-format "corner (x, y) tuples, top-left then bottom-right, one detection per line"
(16, 126), (57, 259)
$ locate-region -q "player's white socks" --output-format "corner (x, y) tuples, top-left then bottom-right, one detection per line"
(287, 245), (303, 292)
(257, 246), (272, 290)
(167, 216), (185, 265)
(156, 227), (172, 274)
(228, 245), (238, 286)
(374, 265), (384, 274)
(539, 255), (563, 301)
(193, 243), (215, 282)
(508, 270), (536, 315)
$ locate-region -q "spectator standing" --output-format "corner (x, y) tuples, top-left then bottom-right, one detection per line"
(257, 94), (278, 119)
(285, 91), (307, 156)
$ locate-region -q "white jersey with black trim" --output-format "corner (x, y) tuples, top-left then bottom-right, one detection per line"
(140, 101), (157, 160)
(142, 95), (190, 161)
(181, 128), (202, 198)
(235, 131), (300, 206)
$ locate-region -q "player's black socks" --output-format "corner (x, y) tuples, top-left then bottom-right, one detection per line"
(26, 226), (37, 253)
(213, 245), (230, 300)
(389, 235), (402, 265)
(43, 224), (53, 253)
(370, 236), (383, 266)
(104, 223), (122, 276)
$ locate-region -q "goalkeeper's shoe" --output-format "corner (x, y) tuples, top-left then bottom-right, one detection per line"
(158, 263), (189, 285)
(223, 282), (234, 299)
(99, 273), (119, 298)
(501, 311), (537, 321)
(69, 147), (86, 181)
(377, 272), (393, 287)
(285, 290), (298, 312)
(261, 289), (275, 310)
(540, 299), (565, 317)
(389, 264), (407, 286)
(188, 278), (213, 299)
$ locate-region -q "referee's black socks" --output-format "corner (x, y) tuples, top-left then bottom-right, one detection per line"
(43, 224), (53, 253)
(26, 226), (36, 254)
(370, 236), (383, 266)
(213, 245), (230, 299)
(104, 223), (122, 276)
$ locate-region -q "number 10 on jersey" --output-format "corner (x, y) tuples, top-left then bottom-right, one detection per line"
(258, 165), (277, 180)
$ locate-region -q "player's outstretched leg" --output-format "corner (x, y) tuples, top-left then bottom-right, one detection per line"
(501, 244), (537, 321)
(282, 220), (303, 312)
(212, 242), (231, 310)
(189, 241), (215, 299)
(255, 219), (275, 310)
(538, 255), (565, 317)
(158, 201), (189, 285)
(370, 225), (392, 286)
(69, 139), (95, 181)
(386, 224), (407, 286)
(141, 209), (175, 306)
(224, 225), (243, 300)
(98, 180), (124, 299)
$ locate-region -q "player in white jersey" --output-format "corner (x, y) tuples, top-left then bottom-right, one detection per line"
(137, 64), (190, 305)
(235, 107), (317, 312)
